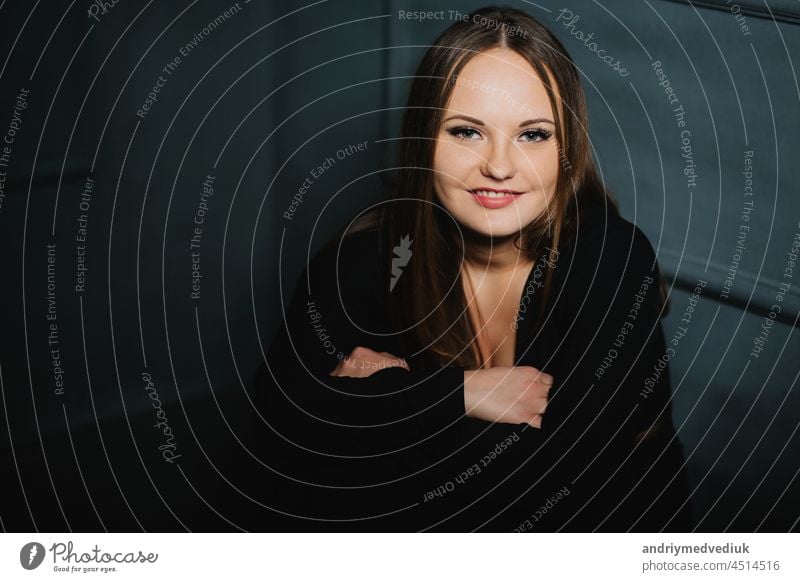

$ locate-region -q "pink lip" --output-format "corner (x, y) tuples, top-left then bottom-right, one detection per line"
(470, 189), (522, 209)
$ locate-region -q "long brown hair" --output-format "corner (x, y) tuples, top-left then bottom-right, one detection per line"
(345, 5), (666, 368)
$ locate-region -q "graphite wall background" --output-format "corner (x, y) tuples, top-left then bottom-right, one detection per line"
(0, 0), (797, 531)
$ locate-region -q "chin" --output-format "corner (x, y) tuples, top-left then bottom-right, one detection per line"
(458, 215), (531, 239)
(437, 191), (549, 238)
(467, 208), (546, 237)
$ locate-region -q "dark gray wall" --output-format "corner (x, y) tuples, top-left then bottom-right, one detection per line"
(0, 0), (797, 531)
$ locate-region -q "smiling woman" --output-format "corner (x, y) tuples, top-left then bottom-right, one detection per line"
(253, 5), (692, 532)
(434, 48), (559, 230)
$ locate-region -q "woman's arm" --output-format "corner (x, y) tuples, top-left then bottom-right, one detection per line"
(253, 234), (552, 458)
(527, 223), (669, 530)
(331, 345), (552, 428)
(254, 326), (466, 457)
(543, 224), (663, 447)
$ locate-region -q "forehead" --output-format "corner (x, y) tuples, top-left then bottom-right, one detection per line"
(447, 48), (557, 123)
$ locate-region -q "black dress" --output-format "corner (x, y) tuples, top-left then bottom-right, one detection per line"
(251, 200), (693, 532)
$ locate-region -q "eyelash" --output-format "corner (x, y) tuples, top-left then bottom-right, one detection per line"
(447, 126), (553, 143)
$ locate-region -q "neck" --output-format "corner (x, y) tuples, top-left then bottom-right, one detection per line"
(461, 229), (531, 274)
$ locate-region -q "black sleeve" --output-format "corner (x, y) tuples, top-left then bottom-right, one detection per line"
(535, 223), (668, 529)
(252, 243), (467, 458)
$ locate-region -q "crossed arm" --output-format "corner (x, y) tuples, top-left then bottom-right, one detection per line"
(262, 222), (663, 453)
(330, 345), (554, 430)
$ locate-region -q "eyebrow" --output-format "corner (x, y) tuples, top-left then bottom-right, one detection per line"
(443, 114), (555, 127)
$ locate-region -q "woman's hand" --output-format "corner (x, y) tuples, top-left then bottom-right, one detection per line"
(329, 345), (410, 378)
(464, 366), (554, 429)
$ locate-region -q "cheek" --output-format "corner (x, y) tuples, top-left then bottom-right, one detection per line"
(434, 140), (479, 183)
(522, 147), (560, 188)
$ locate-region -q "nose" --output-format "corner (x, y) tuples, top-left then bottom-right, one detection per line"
(481, 140), (516, 182)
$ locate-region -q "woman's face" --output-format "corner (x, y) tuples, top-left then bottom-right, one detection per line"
(433, 47), (561, 239)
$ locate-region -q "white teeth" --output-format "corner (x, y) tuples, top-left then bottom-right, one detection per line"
(473, 190), (511, 198)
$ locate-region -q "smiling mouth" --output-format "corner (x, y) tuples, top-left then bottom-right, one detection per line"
(469, 188), (524, 208)
(469, 188), (523, 197)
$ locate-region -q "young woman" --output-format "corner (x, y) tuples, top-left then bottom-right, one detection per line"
(253, 5), (691, 532)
